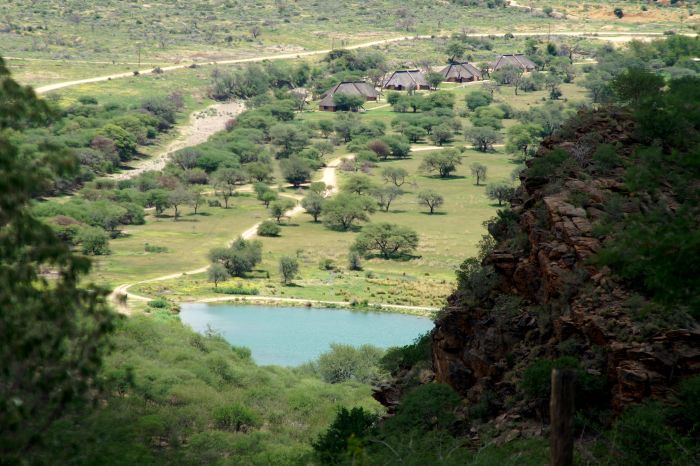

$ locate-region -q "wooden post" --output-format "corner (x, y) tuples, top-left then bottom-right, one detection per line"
(550, 368), (575, 466)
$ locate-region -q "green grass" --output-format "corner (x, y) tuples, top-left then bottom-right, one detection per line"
(131, 147), (513, 308)
(92, 193), (269, 288)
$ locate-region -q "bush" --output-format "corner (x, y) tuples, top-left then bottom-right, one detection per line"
(384, 384), (461, 433)
(316, 344), (385, 384)
(147, 297), (170, 309)
(313, 407), (377, 465)
(212, 286), (258, 295)
(527, 149), (570, 178)
(213, 404), (258, 432)
(77, 226), (110, 255)
(380, 332), (432, 374)
(520, 357), (607, 408)
(257, 220), (281, 237)
(144, 243), (168, 253)
(348, 251), (363, 271)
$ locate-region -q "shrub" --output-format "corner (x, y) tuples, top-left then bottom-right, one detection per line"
(147, 297), (170, 309)
(77, 226), (110, 255)
(348, 251), (363, 271)
(212, 286), (258, 295)
(527, 149), (570, 178)
(213, 404), (258, 432)
(144, 243), (168, 253)
(313, 407), (377, 465)
(257, 220), (281, 237)
(316, 344), (385, 384)
(385, 384), (461, 433)
(380, 332), (432, 375)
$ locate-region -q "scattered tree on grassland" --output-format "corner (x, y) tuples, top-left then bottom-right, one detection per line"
(465, 126), (502, 152)
(280, 156), (312, 187)
(279, 256), (299, 284)
(470, 162), (488, 186)
(367, 139), (392, 160)
(506, 123), (542, 160)
(214, 167), (245, 208)
(343, 173), (376, 195)
(309, 181), (329, 195)
(381, 166), (408, 186)
(302, 191), (325, 222)
(352, 222), (419, 259)
(486, 182), (516, 206)
(257, 220), (281, 237)
(208, 237), (262, 277)
(429, 124), (454, 146)
(270, 199), (295, 223)
(348, 250), (363, 271)
(417, 190), (445, 214)
(168, 186), (193, 220)
(372, 185), (403, 212)
(420, 149), (462, 178)
(208, 263), (230, 288)
(189, 187), (205, 214)
(322, 193), (376, 230)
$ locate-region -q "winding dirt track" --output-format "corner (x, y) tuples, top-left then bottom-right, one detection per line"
(33, 31), (691, 95)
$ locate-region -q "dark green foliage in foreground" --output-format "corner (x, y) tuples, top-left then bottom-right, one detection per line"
(380, 332), (432, 375)
(0, 56), (118, 463)
(590, 72), (700, 317)
(312, 407), (377, 465)
(31, 315), (380, 465)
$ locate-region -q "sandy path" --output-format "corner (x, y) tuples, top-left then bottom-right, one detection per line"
(110, 101), (244, 180)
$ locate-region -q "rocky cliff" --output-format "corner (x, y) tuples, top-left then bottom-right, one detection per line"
(430, 108), (700, 424)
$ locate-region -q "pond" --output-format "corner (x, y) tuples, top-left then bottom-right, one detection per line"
(180, 303), (434, 366)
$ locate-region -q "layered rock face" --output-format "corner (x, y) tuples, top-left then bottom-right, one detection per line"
(432, 110), (700, 414)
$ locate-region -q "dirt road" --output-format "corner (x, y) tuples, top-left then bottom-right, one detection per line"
(34, 30), (692, 95)
(111, 101), (244, 180)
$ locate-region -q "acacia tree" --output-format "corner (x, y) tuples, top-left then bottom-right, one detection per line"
(214, 167), (244, 208)
(372, 186), (403, 212)
(270, 199), (295, 223)
(208, 263), (229, 288)
(209, 237), (262, 277)
(470, 162), (488, 186)
(417, 190), (444, 214)
(281, 156), (312, 187)
(302, 191), (325, 222)
(506, 123), (542, 160)
(420, 149), (462, 178)
(486, 182), (516, 206)
(0, 57), (117, 460)
(279, 256), (299, 284)
(168, 186), (193, 220)
(322, 193), (376, 230)
(465, 126), (502, 152)
(352, 222), (419, 259)
(381, 166), (408, 186)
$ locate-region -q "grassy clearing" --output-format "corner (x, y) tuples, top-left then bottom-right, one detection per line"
(132, 147), (513, 308)
(92, 193), (269, 288)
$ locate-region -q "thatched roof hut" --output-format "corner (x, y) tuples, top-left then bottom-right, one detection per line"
(439, 62), (483, 83)
(382, 70), (430, 91)
(492, 54), (537, 72)
(318, 81), (379, 112)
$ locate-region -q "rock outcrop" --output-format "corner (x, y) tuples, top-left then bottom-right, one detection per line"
(431, 109), (700, 417)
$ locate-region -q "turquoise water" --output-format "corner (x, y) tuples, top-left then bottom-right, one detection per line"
(180, 303), (434, 366)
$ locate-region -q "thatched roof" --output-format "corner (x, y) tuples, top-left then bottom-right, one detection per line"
(382, 70), (429, 89)
(492, 54), (537, 71)
(439, 62), (482, 81)
(319, 81), (379, 107)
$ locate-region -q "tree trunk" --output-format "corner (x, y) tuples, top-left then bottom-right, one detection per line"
(550, 369), (575, 466)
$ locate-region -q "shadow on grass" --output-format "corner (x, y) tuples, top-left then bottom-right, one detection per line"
(425, 174), (466, 180)
(282, 283), (304, 288)
(419, 211), (447, 216)
(364, 252), (422, 262)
